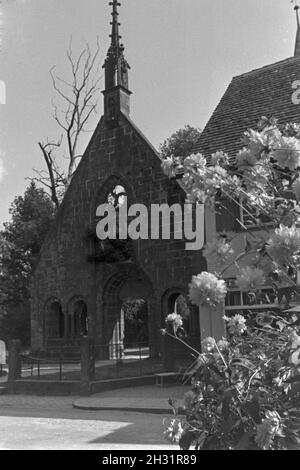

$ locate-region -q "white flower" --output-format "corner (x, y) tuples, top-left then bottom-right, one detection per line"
(243, 129), (266, 157)
(236, 267), (265, 291)
(211, 151), (229, 166)
(213, 165), (228, 179)
(288, 331), (300, 366)
(224, 314), (247, 335)
(165, 313), (183, 332)
(201, 337), (216, 353)
(254, 411), (282, 450)
(186, 187), (207, 204)
(183, 153), (207, 171)
(163, 419), (184, 444)
(181, 172), (195, 189)
(203, 237), (234, 265)
(288, 331), (300, 349)
(189, 272), (227, 308)
(272, 136), (300, 170)
(293, 178), (300, 199)
(217, 338), (229, 351)
(266, 126), (283, 148)
(236, 148), (258, 167)
(161, 157), (177, 178)
(267, 225), (300, 265)
(289, 349), (300, 366)
(244, 162), (271, 190)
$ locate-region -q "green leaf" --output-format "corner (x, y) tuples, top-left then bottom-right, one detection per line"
(242, 399), (261, 424)
(195, 432), (207, 450)
(221, 415), (237, 434)
(208, 363), (227, 379)
(231, 357), (256, 371)
(179, 429), (197, 450)
(235, 432), (259, 450)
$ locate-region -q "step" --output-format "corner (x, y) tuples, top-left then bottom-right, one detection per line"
(22, 351), (81, 362)
(155, 371), (193, 387)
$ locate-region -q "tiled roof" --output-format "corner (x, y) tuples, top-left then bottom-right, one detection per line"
(193, 56), (300, 160)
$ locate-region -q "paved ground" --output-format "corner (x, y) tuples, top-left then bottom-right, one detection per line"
(0, 407), (178, 450)
(0, 385), (188, 450)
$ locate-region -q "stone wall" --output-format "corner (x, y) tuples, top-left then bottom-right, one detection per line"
(31, 113), (207, 354)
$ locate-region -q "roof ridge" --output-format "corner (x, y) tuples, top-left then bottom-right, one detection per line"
(232, 55), (300, 80)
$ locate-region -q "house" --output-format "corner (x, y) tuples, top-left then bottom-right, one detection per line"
(196, 5), (300, 332)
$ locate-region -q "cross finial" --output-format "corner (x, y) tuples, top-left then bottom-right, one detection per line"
(109, 0), (122, 48)
(102, 0), (132, 122)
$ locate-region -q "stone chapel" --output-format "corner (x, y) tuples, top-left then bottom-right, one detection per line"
(30, 1), (206, 356)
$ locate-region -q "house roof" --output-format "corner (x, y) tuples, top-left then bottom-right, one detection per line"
(193, 56), (300, 160)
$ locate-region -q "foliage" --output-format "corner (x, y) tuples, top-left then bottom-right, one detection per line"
(0, 182), (55, 345)
(159, 125), (202, 160)
(162, 117), (300, 450)
(123, 299), (146, 321)
(123, 299), (148, 346)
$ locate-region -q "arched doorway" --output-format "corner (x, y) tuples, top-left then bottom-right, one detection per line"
(162, 289), (200, 349)
(100, 266), (155, 359)
(67, 298), (88, 339)
(45, 301), (64, 340)
(73, 300), (88, 337)
(122, 298), (148, 348)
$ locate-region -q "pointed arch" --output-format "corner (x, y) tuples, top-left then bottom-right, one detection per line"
(44, 298), (65, 340)
(67, 296), (88, 338)
(93, 174), (136, 215)
(161, 287), (200, 346)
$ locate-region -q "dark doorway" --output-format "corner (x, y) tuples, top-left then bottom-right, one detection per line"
(73, 300), (88, 337)
(47, 301), (64, 339)
(122, 298), (148, 348)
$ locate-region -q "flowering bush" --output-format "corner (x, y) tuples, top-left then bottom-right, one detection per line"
(203, 237), (235, 266)
(267, 225), (300, 267)
(188, 272), (227, 308)
(162, 117), (300, 450)
(165, 313), (183, 334)
(236, 267), (265, 292)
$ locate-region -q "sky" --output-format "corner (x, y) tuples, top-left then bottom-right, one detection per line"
(0, 0), (298, 226)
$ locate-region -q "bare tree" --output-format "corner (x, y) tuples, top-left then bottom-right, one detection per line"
(32, 39), (102, 207)
(50, 38), (101, 183)
(34, 138), (65, 209)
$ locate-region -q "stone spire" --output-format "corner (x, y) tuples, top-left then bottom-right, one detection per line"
(110, 0), (121, 49)
(294, 3), (300, 57)
(102, 0), (132, 123)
